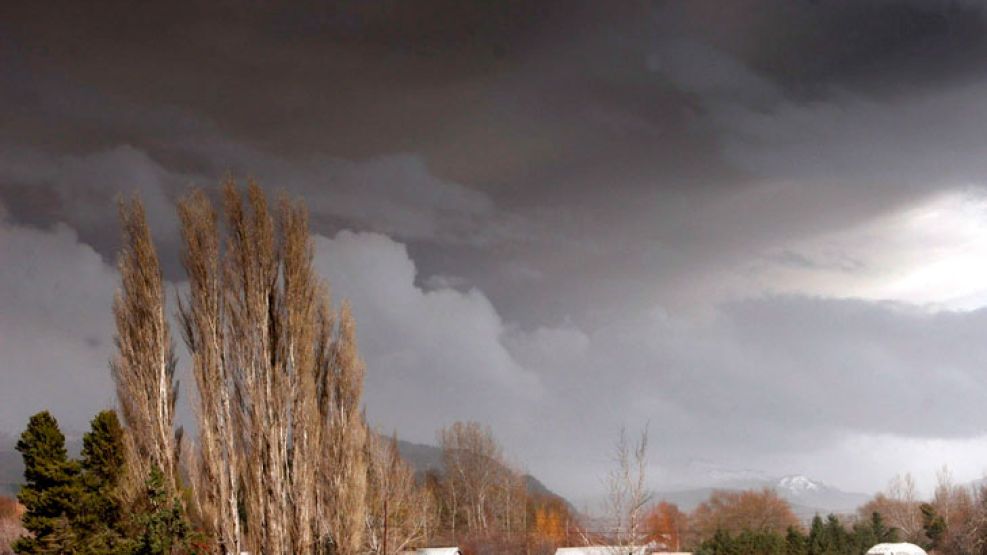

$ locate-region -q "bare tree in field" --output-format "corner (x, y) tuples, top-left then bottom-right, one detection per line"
(438, 421), (527, 543)
(111, 197), (181, 496)
(859, 473), (922, 543)
(604, 425), (651, 548)
(115, 181), (371, 554)
(365, 432), (436, 554)
(930, 466), (978, 554)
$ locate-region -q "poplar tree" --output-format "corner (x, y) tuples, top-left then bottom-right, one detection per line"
(114, 181), (372, 553)
(112, 196), (180, 497)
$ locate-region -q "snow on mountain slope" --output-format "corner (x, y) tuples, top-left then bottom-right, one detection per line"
(777, 474), (823, 494)
(654, 471), (871, 520)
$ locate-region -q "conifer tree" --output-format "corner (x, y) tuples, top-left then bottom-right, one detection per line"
(870, 511), (898, 543)
(76, 410), (129, 554)
(823, 514), (849, 553)
(699, 529), (736, 555)
(807, 515), (826, 555)
(785, 525), (808, 555)
(131, 467), (195, 555)
(850, 519), (876, 552)
(920, 503), (946, 551)
(13, 411), (81, 554)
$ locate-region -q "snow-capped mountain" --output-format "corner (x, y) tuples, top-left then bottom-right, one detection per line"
(769, 475), (869, 518)
(654, 471), (871, 521)
(776, 474), (823, 494)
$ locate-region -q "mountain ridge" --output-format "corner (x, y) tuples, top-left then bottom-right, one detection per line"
(653, 474), (871, 522)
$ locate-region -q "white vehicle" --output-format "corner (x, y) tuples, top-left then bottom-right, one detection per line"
(865, 543), (927, 555)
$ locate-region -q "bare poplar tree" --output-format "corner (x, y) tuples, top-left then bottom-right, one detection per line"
(321, 303), (369, 555)
(604, 425), (650, 548)
(116, 181), (372, 554)
(438, 421), (527, 543)
(111, 196), (180, 495)
(177, 189), (240, 552)
(364, 432), (436, 554)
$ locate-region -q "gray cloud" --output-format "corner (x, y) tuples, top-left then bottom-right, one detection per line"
(6, 0), (987, 502)
(0, 215), (119, 431)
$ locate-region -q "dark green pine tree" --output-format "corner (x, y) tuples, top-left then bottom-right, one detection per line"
(698, 529), (740, 555)
(131, 466), (195, 555)
(13, 411), (81, 554)
(851, 511), (899, 552)
(785, 525), (808, 555)
(807, 515), (827, 555)
(850, 519), (876, 552)
(734, 529), (785, 554)
(823, 514), (849, 554)
(870, 511), (899, 543)
(75, 410), (130, 554)
(920, 503), (946, 551)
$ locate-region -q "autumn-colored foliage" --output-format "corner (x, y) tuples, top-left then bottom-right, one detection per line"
(530, 495), (573, 546)
(0, 495), (26, 555)
(0, 497), (20, 521)
(645, 501), (687, 550)
(690, 488), (800, 540)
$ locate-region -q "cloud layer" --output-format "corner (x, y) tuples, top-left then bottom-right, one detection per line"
(5, 0), (987, 501)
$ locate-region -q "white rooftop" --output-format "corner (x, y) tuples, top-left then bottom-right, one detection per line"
(866, 543), (928, 555)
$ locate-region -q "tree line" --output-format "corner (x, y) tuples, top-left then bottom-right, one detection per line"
(635, 470), (987, 554)
(2, 407), (577, 555)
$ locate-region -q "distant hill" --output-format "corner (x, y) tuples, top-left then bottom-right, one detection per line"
(653, 474), (870, 522)
(0, 433), (571, 509)
(395, 438), (444, 474)
(395, 438), (571, 508)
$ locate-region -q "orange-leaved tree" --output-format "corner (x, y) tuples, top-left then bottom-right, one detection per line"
(644, 501), (687, 550)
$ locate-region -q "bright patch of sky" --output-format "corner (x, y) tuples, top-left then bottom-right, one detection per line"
(748, 189), (987, 311)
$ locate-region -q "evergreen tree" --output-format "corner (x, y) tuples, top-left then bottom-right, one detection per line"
(131, 466), (195, 555)
(850, 519), (876, 552)
(13, 411), (81, 554)
(76, 410), (129, 554)
(697, 529), (738, 555)
(807, 515), (827, 555)
(785, 525), (808, 555)
(735, 529), (785, 554)
(870, 511), (898, 544)
(920, 503), (946, 551)
(851, 511), (899, 552)
(823, 514), (849, 554)
(698, 528), (789, 555)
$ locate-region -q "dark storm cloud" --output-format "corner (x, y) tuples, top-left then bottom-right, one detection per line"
(651, 0), (987, 97)
(5, 0), (987, 499)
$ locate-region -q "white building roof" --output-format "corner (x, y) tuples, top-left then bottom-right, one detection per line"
(865, 543), (928, 555)
(554, 547), (649, 555)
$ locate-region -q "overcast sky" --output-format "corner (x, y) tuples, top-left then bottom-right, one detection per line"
(4, 0), (987, 502)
